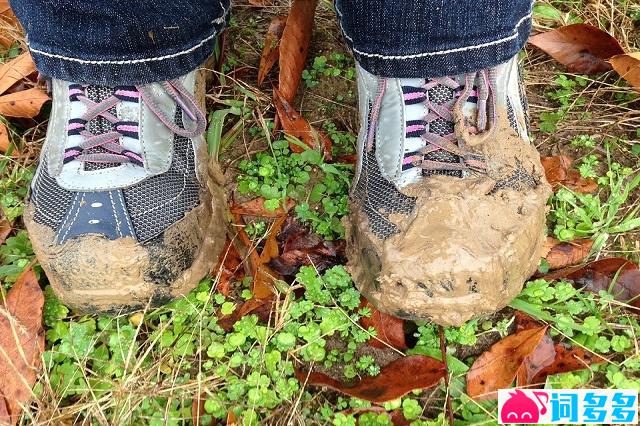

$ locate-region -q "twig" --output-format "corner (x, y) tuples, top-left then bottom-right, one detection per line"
(439, 326), (454, 426)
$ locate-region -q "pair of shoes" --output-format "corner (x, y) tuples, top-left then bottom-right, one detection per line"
(25, 56), (550, 324)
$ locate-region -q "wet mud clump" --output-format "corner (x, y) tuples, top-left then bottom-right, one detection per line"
(346, 116), (553, 326)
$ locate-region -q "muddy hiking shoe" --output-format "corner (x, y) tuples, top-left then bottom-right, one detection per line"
(24, 70), (226, 314)
(347, 56), (552, 326)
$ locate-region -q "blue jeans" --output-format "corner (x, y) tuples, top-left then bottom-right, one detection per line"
(10, 0), (533, 85)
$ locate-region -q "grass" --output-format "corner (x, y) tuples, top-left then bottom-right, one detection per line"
(1, 0), (640, 425)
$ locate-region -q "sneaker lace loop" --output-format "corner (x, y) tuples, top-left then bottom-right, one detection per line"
(65, 79), (206, 166)
(366, 70), (496, 174)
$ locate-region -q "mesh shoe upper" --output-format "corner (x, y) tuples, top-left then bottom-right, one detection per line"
(29, 71), (206, 245)
(352, 57), (535, 240)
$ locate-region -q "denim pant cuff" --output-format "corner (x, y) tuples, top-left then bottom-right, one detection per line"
(13, 0), (230, 86)
(28, 25), (223, 86)
(336, 0), (533, 78)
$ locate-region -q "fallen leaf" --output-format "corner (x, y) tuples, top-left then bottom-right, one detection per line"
(609, 52), (640, 91)
(230, 196), (295, 217)
(230, 212), (277, 299)
(0, 267), (45, 424)
(253, 216), (287, 299)
(257, 16), (288, 86)
(214, 238), (244, 297)
(516, 334), (556, 386)
(270, 216), (346, 277)
(543, 237), (593, 270)
(278, 0), (318, 103)
(0, 395), (9, 424)
(0, 123), (11, 154)
(541, 156), (597, 193)
(273, 87), (332, 159)
(0, 0), (10, 14)
(467, 326), (548, 399)
(545, 258), (640, 308)
(191, 393), (216, 426)
(531, 343), (606, 384)
(514, 311), (546, 332)
(0, 88), (50, 118)
(359, 298), (407, 351)
(217, 296), (276, 332)
(529, 24), (624, 73)
(0, 53), (36, 96)
(296, 355), (445, 403)
(0, 2), (18, 48)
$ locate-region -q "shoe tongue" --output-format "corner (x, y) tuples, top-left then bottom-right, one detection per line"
(397, 76), (479, 188)
(83, 86), (120, 171)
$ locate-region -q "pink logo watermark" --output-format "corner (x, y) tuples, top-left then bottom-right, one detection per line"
(498, 389), (638, 424)
(500, 389), (548, 423)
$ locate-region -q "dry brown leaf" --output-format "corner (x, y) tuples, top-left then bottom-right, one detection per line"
(541, 156), (597, 193)
(0, 0), (10, 14)
(0, 122), (9, 154)
(273, 87), (332, 159)
(359, 298), (407, 351)
(0, 219), (10, 245)
(543, 237), (593, 270)
(529, 24), (624, 73)
(213, 238), (244, 297)
(0, 53), (36, 96)
(257, 16), (287, 86)
(0, 267), (45, 425)
(0, 1), (18, 48)
(0, 88), (49, 118)
(544, 257), (640, 309)
(253, 215), (287, 299)
(609, 52), (640, 91)
(531, 344), (606, 384)
(467, 326), (548, 399)
(516, 334), (556, 386)
(190, 393), (216, 426)
(296, 355), (445, 403)
(0, 396), (9, 425)
(278, 0), (318, 103)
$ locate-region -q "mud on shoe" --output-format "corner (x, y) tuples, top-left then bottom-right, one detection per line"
(346, 57), (552, 326)
(24, 70), (226, 314)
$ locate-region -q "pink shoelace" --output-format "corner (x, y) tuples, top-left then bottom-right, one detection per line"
(367, 70), (497, 174)
(63, 79), (206, 166)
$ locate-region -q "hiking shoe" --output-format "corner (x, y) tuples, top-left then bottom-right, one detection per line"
(24, 70), (226, 314)
(347, 57), (552, 326)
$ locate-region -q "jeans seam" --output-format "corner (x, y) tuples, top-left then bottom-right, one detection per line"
(27, 1), (229, 66)
(336, 0), (533, 60)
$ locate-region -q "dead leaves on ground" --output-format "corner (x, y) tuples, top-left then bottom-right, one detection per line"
(257, 16), (287, 86)
(541, 156), (597, 194)
(254, 0), (331, 157)
(277, 0), (318, 104)
(542, 237), (593, 270)
(0, 268), (45, 425)
(544, 257), (640, 309)
(273, 87), (332, 159)
(529, 23), (624, 73)
(609, 52), (640, 90)
(529, 22), (640, 90)
(359, 298), (408, 351)
(0, 52), (50, 154)
(467, 315), (605, 400)
(297, 355), (445, 404)
(269, 215), (345, 277)
(467, 326), (549, 399)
